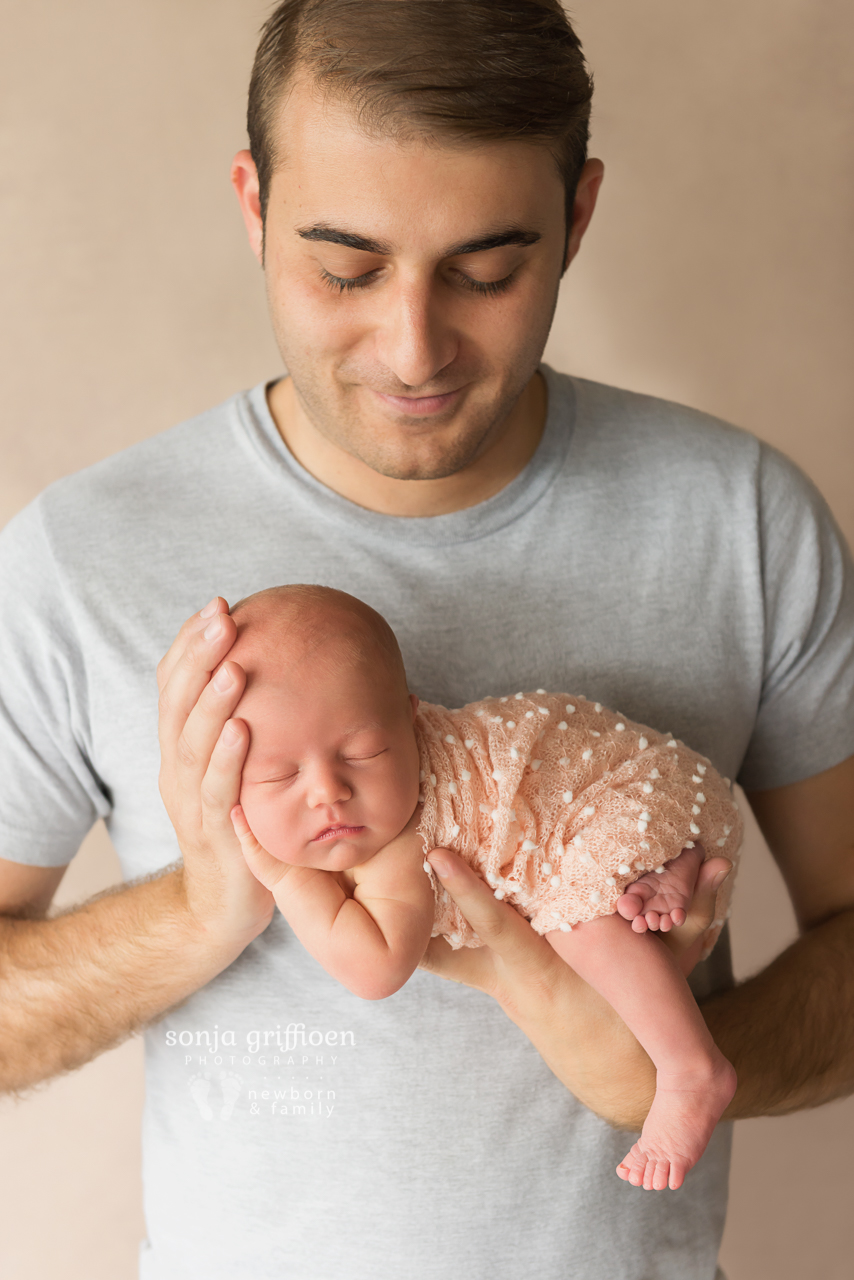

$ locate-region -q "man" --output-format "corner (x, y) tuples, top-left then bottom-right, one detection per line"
(1, 2), (852, 1277)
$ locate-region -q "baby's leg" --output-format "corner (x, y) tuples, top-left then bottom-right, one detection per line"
(547, 913), (736, 1190)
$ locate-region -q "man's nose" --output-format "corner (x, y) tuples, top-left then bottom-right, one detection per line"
(375, 275), (459, 389)
(305, 763), (352, 808)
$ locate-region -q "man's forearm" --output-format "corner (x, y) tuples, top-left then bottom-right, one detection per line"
(0, 868), (245, 1093)
(702, 907), (854, 1120)
(514, 911), (854, 1131)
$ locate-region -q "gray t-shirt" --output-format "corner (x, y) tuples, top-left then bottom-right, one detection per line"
(1, 365), (852, 1280)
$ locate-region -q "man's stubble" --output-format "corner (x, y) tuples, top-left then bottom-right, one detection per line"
(271, 299), (559, 484)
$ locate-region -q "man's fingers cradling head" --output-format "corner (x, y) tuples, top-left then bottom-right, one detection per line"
(157, 597), (232, 691)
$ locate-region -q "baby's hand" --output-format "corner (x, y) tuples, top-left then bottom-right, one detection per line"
(230, 804), (312, 906)
(234, 803), (433, 1000)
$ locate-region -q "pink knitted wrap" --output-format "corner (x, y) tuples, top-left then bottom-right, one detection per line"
(415, 691), (742, 958)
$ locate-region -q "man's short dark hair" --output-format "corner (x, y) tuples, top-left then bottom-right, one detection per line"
(247, 0), (593, 228)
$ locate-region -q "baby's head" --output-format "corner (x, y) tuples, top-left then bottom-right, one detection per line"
(229, 585), (420, 870)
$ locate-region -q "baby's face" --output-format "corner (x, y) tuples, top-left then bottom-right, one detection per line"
(236, 650), (420, 871)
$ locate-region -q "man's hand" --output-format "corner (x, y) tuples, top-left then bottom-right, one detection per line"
(157, 597), (275, 954)
(0, 596), (279, 1094)
(418, 848), (731, 1129)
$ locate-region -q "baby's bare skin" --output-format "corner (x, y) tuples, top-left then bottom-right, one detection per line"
(225, 585), (736, 1190)
(617, 846), (705, 933)
(551, 844), (735, 1191)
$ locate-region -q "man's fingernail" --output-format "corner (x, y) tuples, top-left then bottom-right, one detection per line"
(200, 598), (218, 619)
(204, 617), (224, 642)
(213, 665), (232, 692)
(713, 868), (732, 890)
(221, 720), (241, 745)
(428, 853), (453, 879)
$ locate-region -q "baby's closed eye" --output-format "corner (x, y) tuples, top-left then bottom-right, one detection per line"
(246, 772), (299, 788)
(344, 748), (388, 764)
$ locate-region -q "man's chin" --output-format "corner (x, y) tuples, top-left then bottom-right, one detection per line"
(339, 423), (493, 482)
(358, 454), (479, 482)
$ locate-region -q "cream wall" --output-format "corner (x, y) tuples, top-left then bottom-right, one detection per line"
(1, 3), (852, 1277)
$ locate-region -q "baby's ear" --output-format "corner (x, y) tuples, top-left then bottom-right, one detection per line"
(409, 693), (419, 721)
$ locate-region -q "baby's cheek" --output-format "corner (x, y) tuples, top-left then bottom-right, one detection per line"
(241, 790), (295, 862)
(380, 758), (421, 830)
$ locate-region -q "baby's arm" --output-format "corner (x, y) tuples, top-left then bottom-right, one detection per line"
(232, 806), (434, 1000)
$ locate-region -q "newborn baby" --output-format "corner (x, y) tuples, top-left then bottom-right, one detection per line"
(227, 584), (740, 1193)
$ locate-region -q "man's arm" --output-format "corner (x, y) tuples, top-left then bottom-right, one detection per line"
(0, 858), (246, 1093)
(422, 754), (854, 1130)
(703, 753), (854, 1119)
(0, 599), (275, 1095)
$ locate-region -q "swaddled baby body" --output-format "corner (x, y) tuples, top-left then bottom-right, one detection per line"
(228, 584), (739, 1192)
(415, 695), (741, 952)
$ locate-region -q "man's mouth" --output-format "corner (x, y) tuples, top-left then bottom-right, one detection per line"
(312, 823), (366, 842)
(371, 387), (465, 417)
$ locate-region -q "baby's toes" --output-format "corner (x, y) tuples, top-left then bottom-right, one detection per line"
(650, 1159), (671, 1192)
(669, 906), (686, 928)
(616, 891), (644, 921)
(618, 1143), (648, 1187)
(644, 909), (661, 931)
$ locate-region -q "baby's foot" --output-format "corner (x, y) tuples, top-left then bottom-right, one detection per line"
(616, 845), (703, 933)
(616, 1052), (736, 1190)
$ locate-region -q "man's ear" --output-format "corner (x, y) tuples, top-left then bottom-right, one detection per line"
(563, 158), (605, 274)
(231, 150), (264, 266)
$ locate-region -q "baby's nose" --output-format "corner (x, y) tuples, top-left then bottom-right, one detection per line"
(306, 767), (352, 806)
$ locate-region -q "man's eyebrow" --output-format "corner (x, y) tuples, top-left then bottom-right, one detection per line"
(445, 228), (542, 257)
(296, 224), (542, 257)
(297, 225), (393, 255)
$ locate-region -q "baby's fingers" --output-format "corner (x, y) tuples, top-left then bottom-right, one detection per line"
(231, 805), (293, 895)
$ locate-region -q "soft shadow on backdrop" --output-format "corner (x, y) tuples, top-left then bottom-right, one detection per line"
(1, 3), (852, 1277)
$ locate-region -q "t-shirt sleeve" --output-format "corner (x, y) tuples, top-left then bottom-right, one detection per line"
(737, 442), (854, 791)
(0, 498), (111, 866)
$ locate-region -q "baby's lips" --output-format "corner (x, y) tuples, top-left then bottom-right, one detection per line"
(312, 821), (366, 842)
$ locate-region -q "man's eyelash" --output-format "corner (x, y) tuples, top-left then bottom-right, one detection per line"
(319, 267), (516, 296)
(320, 267), (378, 293)
(457, 271), (516, 296)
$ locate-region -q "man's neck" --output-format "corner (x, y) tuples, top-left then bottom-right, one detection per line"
(265, 373), (547, 518)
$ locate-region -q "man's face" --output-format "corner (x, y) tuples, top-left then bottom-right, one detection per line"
(254, 77), (570, 481)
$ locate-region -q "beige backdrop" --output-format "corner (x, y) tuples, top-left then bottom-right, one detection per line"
(1, 2), (852, 1277)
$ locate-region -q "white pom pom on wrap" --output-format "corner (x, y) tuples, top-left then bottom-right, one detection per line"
(416, 692), (741, 952)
